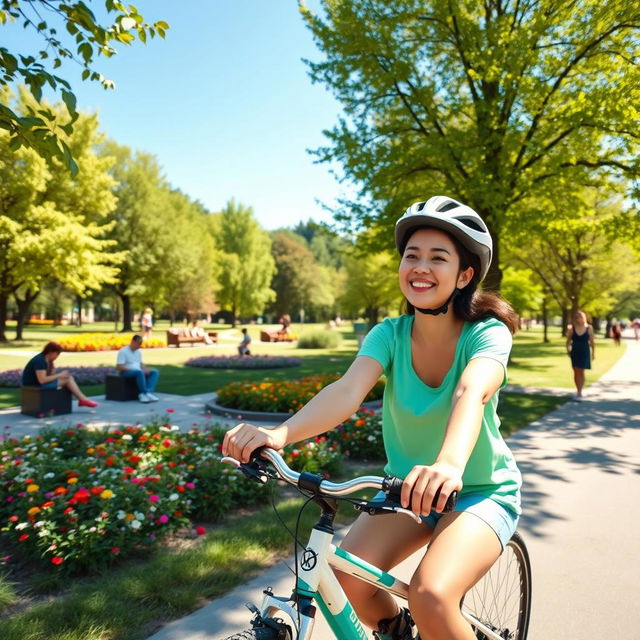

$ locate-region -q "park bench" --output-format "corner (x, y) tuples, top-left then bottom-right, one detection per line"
(260, 330), (296, 343)
(105, 374), (139, 401)
(21, 386), (72, 417)
(166, 328), (218, 347)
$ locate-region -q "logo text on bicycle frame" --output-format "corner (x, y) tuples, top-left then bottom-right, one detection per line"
(349, 608), (368, 640)
(301, 548), (318, 571)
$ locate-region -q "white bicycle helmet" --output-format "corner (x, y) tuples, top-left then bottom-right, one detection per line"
(395, 195), (493, 281)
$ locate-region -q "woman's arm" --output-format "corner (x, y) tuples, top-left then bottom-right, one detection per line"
(566, 326), (573, 354)
(401, 357), (505, 515)
(35, 368), (60, 384)
(588, 325), (596, 359)
(222, 355), (384, 462)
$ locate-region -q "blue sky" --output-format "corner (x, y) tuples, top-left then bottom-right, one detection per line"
(3, 1), (351, 230)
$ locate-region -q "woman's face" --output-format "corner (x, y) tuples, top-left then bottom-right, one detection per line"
(399, 228), (473, 310)
(574, 311), (586, 324)
(45, 351), (60, 363)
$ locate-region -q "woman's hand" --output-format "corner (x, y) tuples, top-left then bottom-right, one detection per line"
(401, 462), (463, 516)
(222, 423), (288, 463)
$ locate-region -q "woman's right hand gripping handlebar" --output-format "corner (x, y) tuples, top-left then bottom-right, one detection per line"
(222, 423), (289, 463)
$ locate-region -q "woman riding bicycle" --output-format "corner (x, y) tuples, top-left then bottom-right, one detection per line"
(223, 196), (522, 640)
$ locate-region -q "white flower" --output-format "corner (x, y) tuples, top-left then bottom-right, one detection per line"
(130, 519), (141, 530)
(117, 510), (125, 519)
(135, 511), (145, 520)
(16, 523), (29, 530)
(122, 434), (132, 441)
(169, 493), (179, 501)
(43, 472), (55, 479)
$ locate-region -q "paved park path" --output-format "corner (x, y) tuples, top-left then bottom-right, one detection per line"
(144, 338), (640, 640)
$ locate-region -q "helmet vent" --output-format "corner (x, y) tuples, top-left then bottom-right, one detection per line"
(436, 201), (459, 213)
(416, 202), (426, 212)
(457, 216), (486, 232)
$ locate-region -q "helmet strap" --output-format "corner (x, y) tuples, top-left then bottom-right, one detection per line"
(415, 288), (459, 316)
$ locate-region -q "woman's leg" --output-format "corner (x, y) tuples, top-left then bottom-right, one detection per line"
(336, 511), (431, 629)
(573, 367), (585, 396)
(59, 374), (87, 401)
(409, 512), (502, 640)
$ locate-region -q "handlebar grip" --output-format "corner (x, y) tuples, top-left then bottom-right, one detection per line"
(383, 475), (459, 513)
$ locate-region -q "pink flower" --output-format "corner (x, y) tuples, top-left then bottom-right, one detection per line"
(158, 514), (169, 524)
(111, 547), (120, 555)
(185, 482), (195, 490)
(149, 494), (159, 503)
(166, 408), (175, 413)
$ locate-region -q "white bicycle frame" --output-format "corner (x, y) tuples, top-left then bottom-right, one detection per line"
(257, 524), (505, 640)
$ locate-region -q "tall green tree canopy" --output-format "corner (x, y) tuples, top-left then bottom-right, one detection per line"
(301, 0), (640, 289)
(0, 1), (167, 172)
(0, 92), (118, 341)
(213, 200), (276, 325)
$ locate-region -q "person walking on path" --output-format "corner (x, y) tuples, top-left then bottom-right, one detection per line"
(141, 308), (154, 342)
(566, 309), (595, 401)
(223, 196), (522, 640)
(237, 328), (252, 356)
(22, 341), (99, 408)
(116, 335), (160, 403)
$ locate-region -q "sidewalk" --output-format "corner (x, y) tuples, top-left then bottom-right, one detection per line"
(144, 339), (640, 640)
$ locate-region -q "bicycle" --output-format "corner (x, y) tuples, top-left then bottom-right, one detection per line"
(220, 447), (531, 640)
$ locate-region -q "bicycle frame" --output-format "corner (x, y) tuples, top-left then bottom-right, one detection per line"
(257, 522), (506, 640)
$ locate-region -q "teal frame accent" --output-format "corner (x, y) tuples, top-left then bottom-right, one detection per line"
(332, 546), (396, 587)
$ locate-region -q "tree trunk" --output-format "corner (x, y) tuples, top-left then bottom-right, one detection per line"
(0, 292), (9, 343)
(561, 307), (570, 337)
(14, 289), (40, 340)
(120, 294), (133, 332)
(75, 294), (83, 327)
(365, 305), (379, 328)
(231, 305), (237, 327)
(542, 294), (549, 343)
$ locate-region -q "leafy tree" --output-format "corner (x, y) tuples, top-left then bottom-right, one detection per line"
(214, 200), (276, 326)
(270, 231), (334, 320)
(500, 266), (543, 328)
(340, 250), (400, 327)
(100, 141), (174, 331)
(293, 219), (349, 269)
(506, 188), (637, 332)
(0, 1), (167, 173)
(301, 0), (640, 290)
(0, 91), (118, 341)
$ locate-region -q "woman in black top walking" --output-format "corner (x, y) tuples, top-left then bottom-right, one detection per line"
(566, 310), (595, 401)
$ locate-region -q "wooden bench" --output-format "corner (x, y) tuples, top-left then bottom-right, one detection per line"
(21, 386), (72, 417)
(105, 374), (139, 401)
(260, 330), (296, 343)
(166, 328), (218, 347)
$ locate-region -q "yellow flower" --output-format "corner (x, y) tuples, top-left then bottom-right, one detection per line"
(28, 506), (41, 515)
(50, 442), (58, 447)
(100, 489), (114, 499)
(26, 484), (39, 493)
(125, 513), (135, 521)
(86, 447), (95, 454)
(67, 477), (78, 484)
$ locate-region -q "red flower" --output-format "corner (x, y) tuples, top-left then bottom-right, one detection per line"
(111, 547), (120, 555)
(166, 408), (175, 413)
(105, 456), (115, 466)
(8, 515), (18, 522)
(18, 534), (29, 542)
(123, 466), (135, 474)
(51, 556), (64, 565)
(195, 525), (206, 536)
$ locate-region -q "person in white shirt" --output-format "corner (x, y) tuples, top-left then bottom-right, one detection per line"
(116, 335), (160, 403)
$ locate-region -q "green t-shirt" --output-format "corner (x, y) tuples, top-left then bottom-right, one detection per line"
(359, 315), (522, 515)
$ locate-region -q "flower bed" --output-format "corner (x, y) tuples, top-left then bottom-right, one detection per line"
(58, 333), (166, 352)
(0, 366), (118, 388)
(215, 374), (385, 414)
(0, 419), (346, 575)
(185, 355), (301, 369)
(324, 409), (384, 461)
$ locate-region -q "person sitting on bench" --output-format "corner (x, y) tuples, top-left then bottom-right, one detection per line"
(116, 335), (160, 403)
(22, 341), (98, 408)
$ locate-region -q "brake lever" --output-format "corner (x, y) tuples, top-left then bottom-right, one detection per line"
(220, 456), (270, 484)
(354, 501), (422, 523)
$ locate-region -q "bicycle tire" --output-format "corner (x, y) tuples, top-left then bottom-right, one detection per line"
(462, 530), (532, 640)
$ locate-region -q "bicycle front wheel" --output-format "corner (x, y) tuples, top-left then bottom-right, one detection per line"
(461, 531), (531, 640)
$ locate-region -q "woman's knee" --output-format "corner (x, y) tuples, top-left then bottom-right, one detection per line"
(408, 578), (460, 630)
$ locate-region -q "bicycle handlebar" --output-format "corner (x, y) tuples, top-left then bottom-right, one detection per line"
(221, 447), (458, 516)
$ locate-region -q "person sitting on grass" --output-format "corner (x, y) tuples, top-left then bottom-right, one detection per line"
(22, 341), (99, 408)
(116, 335), (160, 403)
(238, 328), (252, 356)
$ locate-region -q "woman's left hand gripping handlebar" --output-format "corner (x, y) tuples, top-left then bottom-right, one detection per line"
(222, 422), (288, 463)
(401, 461), (463, 516)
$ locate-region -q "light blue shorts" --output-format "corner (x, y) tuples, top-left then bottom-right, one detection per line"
(373, 491), (519, 550)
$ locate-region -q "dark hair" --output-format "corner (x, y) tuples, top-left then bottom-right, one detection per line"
(41, 342), (63, 375)
(404, 229), (519, 334)
(132, 334), (143, 343)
